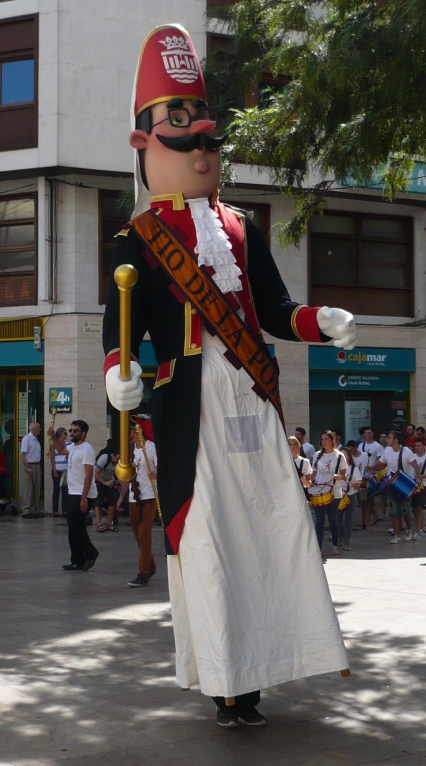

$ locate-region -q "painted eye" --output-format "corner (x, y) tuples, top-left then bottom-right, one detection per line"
(169, 110), (187, 127)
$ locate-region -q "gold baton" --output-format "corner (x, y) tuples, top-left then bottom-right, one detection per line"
(113, 264), (138, 483)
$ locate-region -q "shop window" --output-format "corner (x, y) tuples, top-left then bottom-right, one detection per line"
(0, 15), (38, 152)
(98, 191), (130, 305)
(309, 212), (414, 317)
(0, 195), (37, 307)
(222, 200), (270, 246)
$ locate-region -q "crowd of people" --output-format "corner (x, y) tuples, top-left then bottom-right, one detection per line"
(289, 424), (426, 556)
(18, 417), (426, 574)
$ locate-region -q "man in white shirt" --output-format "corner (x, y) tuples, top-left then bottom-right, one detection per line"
(294, 427), (315, 464)
(20, 422), (42, 519)
(409, 438), (426, 540)
(375, 430), (422, 544)
(48, 420), (99, 571)
(117, 423), (158, 587)
(359, 427), (383, 529)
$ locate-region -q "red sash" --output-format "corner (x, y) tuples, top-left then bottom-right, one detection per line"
(131, 211), (285, 428)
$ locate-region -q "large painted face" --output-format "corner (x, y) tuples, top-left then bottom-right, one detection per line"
(129, 99), (222, 199)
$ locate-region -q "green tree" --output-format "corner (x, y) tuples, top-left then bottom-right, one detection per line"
(205, 0), (426, 245)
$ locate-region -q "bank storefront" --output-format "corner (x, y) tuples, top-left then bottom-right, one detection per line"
(309, 347), (415, 447)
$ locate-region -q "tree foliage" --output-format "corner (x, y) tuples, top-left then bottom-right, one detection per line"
(204, 0), (426, 245)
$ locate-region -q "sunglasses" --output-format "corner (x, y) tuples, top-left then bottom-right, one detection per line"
(152, 106), (212, 130)
(69, 428), (81, 434)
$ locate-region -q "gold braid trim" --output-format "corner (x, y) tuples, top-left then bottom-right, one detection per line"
(290, 305), (308, 342)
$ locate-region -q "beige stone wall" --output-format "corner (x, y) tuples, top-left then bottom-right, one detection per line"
(43, 314), (107, 512)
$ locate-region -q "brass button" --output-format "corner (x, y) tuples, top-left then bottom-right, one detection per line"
(190, 343), (197, 350)
(191, 308), (197, 315)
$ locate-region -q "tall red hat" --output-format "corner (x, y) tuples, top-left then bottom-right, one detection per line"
(134, 24), (207, 117)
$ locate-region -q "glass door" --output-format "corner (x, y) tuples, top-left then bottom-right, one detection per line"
(0, 375), (16, 499)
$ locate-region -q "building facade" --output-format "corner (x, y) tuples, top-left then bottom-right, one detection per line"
(1, 0), (426, 506)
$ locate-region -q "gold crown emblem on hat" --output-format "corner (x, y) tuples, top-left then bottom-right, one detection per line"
(159, 35), (189, 52)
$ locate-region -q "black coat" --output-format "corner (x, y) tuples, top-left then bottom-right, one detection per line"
(103, 206), (315, 553)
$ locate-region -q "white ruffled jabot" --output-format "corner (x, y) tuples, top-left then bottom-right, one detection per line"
(187, 198), (242, 294)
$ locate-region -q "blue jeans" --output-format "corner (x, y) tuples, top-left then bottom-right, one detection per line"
(52, 470), (68, 515)
(315, 498), (340, 550)
(338, 494), (357, 547)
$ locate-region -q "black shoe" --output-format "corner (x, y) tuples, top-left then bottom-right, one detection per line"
(127, 575), (149, 587)
(83, 553), (99, 571)
(148, 568), (156, 580)
(37, 512), (45, 518)
(22, 512), (36, 519)
(62, 563), (84, 570)
(238, 707), (267, 726)
(216, 706), (238, 728)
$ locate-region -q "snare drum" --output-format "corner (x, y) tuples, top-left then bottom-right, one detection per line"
(388, 471), (418, 503)
(366, 478), (381, 499)
(309, 488), (334, 507)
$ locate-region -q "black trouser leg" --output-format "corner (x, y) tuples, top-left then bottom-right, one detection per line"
(61, 483), (69, 514)
(67, 495), (98, 566)
(213, 691), (261, 712)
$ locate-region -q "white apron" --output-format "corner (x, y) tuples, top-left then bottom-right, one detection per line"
(168, 330), (348, 698)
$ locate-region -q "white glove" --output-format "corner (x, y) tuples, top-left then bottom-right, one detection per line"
(317, 306), (357, 350)
(105, 361), (143, 411)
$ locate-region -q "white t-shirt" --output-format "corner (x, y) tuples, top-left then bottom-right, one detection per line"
(294, 457), (311, 477)
(129, 442), (157, 502)
(351, 450), (369, 478)
(21, 432), (41, 463)
(380, 446), (416, 477)
(312, 450), (348, 498)
(410, 453), (426, 486)
(343, 464), (363, 496)
(67, 442), (97, 498)
(301, 442), (315, 464)
(360, 441), (383, 475)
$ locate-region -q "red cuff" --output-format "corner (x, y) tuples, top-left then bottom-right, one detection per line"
(291, 306), (323, 343)
(103, 351), (138, 379)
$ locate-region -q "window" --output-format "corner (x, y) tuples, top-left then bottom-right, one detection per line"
(206, 33), (289, 129)
(223, 200), (271, 246)
(99, 191), (130, 304)
(207, 0), (238, 7)
(0, 195), (37, 306)
(0, 15), (38, 152)
(309, 212), (413, 317)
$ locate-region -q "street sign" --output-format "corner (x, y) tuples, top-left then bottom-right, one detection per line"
(49, 387), (72, 413)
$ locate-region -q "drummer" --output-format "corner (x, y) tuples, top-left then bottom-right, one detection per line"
(409, 438), (426, 540)
(373, 430), (422, 544)
(311, 431), (348, 556)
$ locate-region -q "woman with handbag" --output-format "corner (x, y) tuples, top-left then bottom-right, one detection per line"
(288, 436), (312, 500)
(311, 431), (348, 556)
(337, 447), (362, 551)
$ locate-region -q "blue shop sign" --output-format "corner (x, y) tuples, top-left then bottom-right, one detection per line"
(341, 161), (426, 195)
(310, 371), (410, 392)
(0, 340), (44, 366)
(309, 347), (415, 372)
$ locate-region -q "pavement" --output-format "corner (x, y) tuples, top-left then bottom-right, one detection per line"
(2, 512), (426, 766)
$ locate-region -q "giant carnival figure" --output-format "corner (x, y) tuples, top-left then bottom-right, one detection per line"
(103, 24), (355, 727)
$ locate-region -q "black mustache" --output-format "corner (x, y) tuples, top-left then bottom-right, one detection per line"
(156, 131), (228, 153)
